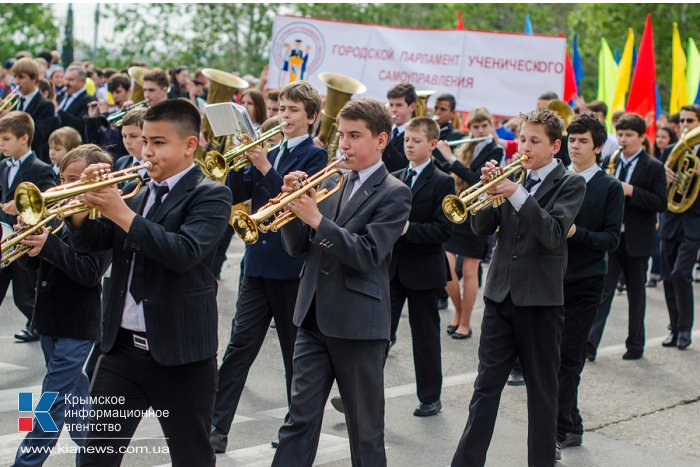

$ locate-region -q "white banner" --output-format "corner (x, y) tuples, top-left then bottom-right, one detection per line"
(268, 15), (567, 117)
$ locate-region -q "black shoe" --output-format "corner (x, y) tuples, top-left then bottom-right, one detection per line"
(645, 278), (657, 288)
(558, 432), (583, 448)
(662, 332), (677, 347)
(446, 324), (458, 335)
(586, 351), (596, 362)
(438, 297), (449, 310)
(389, 338), (397, 348)
(677, 331), (692, 350)
(330, 395), (345, 413)
(451, 329), (472, 339)
(622, 350), (643, 360)
(271, 440), (279, 448)
(555, 443), (562, 461)
(413, 400), (442, 417)
(14, 327), (39, 342)
(210, 427), (228, 453)
(507, 368), (525, 386)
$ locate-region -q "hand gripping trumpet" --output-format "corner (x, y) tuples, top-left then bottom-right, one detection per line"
(14, 162), (152, 225)
(442, 155), (529, 224)
(1, 214), (65, 267)
(230, 155), (348, 244)
(203, 121), (288, 183)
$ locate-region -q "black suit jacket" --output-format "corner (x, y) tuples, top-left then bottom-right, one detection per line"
(382, 129), (409, 173)
(23, 94), (57, 163)
(472, 161), (586, 306)
(0, 152), (56, 225)
(602, 150), (667, 257)
(661, 144), (700, 241)
(56, 89), (95, 135)
(435, 139), (504, 186)
(389, 162), (454, 290)
(71, 166), (232, 365)
(281, 164), (412, 340)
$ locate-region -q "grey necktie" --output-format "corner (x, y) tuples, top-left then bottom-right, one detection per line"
(339, 171), (360, 211)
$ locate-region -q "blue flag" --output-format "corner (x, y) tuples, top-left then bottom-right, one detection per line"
(525, 15), (533, 35)
(655, 83), (662, 120)
(696, 81), (700, 105)
(573, 34), (585, 92)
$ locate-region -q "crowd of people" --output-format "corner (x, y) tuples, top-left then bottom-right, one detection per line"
(0, 47), (698, 467)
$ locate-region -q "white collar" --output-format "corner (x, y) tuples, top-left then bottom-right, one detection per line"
(408, 158), (431, 176)
(149, 163), (195, 192)
(571, 162), (601, 183)
(392, 122), (407, 135)
(528, 158), (558, 182)
(620, 147), (643, 164)
(282, 134), (310, 151)
(355, 159), (384, 186)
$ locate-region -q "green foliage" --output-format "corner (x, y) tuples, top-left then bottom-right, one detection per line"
(0, 4), (58, 59)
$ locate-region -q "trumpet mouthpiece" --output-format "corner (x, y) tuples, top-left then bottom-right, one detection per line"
(143, 161), (153, 170)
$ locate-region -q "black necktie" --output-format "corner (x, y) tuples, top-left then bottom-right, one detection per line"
(392, 127), (400, 141)
(405, 168), (417, 187)
(129, 185), (170, 303)
(339, 171), (360, 212)
(273, 142), (288, 171)
(525, 173), (541, 193)
(18, 97), (25, 111)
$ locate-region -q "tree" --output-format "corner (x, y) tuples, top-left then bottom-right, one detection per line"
(0, 4), (58, 59)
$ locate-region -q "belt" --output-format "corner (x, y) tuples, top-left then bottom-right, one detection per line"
(119, 328), (149, 351)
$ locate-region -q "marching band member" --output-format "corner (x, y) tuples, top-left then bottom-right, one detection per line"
(383, 82), (414, 172)
(84, 73), (132, 158)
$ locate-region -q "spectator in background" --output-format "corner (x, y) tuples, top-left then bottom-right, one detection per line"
(241, 88), (266, 130)
(168, 66), (190, 99)
(49, 67), (64, 94)
(266, 90), (280, 118)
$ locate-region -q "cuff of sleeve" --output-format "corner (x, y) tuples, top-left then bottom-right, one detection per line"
(507, 185), (529, 211)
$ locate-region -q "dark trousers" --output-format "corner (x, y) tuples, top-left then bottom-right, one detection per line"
(661, 231), (700, 333)
(212, 275), (299, 434)
(210, 225), (235, 279)
(650, 214), (663, 278)
(588, 236), (649, 354)
(79, 331), (217, 467)
(451, 295), (562, 467)
(0, 262), (37, 326)
(557, 276), (604, 440)
(273, 327), (388, 467)
(14, 336), (93, 467)
(389, 276), (442, 403)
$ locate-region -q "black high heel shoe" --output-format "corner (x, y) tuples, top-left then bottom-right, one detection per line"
(446, 325), (458, 335)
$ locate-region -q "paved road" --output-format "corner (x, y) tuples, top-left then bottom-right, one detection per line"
(0, 238), (698, 466)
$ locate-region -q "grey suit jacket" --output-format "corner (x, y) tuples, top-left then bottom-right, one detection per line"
(281, 164), (412, 340)
(471, 161), (586, 307)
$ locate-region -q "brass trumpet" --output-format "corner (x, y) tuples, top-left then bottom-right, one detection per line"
(15, 162), (152, 225)
(203, 121), (288, 183)
(442, 155), (529, 223)
(1, 214), (65, 267)
(0, 90), (20, 112)
(230, 155), (348, 244)
(107, 100), (148, 126)
(447, 136), (491, 147)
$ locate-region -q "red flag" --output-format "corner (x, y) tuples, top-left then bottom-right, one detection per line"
(456, 11), (465, 30)
(563, 50), (578, 102)
(626, 14), (656, 140)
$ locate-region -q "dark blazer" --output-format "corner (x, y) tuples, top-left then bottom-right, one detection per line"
(382, 129), (409, 173)
(0, 152), (56, 225)
(227, 136), (327, 280)
(70, 166), (232, 366)
(602, 150), (667, 257)
(19, 224), (111, 341)
(661, 145), (700, 241)
(23, 93), (57, 163)
(56, 89), (96, 134)
(282, 164), (412, 340)
(389, 162), (454, 290)
(84, 114), (127, 159)
(471, 160), (586, 306)
(565, 170), (624, 284)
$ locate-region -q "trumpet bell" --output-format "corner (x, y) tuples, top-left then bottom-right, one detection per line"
(230, 211), (260, 244)
(317, 72), (367, 153)
(442, 195), (469, 224)
(128, 66), (149, 103)
(15, 183), (46, 226)
(546, 99), (575, 128)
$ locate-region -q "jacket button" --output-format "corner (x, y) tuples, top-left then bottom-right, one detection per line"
(516, 235), (521, 240)
(512, 255), (518, 261)
(41, 281), (47, 287)
(262, 240), (267, 245)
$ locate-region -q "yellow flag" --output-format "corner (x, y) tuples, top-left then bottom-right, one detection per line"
(686, 38), (700, 104)
(670, 22), (688, 114)
(611, 28), (634, 129)
(597, 38), (617, 132)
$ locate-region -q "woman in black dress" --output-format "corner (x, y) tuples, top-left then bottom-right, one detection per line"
(434, 107), (504, 339)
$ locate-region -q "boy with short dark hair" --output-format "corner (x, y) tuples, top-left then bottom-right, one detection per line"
(210, 80), (327, 452)
(13, 144), (112, 466)
(69, 99), (232, 466)
(142, 68), (169, 106)
(384, 82), (416, 171)
(451, 109), (586, 466)
(587, 113), (667, 361)
(389, 116), (454, 417)
(0, 111), (56, 342)
(273, 97), (412, 466)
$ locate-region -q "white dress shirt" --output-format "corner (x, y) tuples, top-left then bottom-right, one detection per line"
(6, 150), (32, 187)
(273, 134), (310, 170)
(571, 162), (601, 183)
(406, 159), (431, 188)
(57, 87), (86, 112)
(348, 160), (384, 200)
(18, 88), (39, 112)
(507, 158), (559, 211)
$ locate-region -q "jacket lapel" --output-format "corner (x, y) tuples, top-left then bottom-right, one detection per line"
(470, 140), (495, 171)
(335, 165), (387, 227)
(628, 151), (648, 186)
(8, 153), (36, 194)
(411, 162), (433, 197)
(276, 137), (313, 175)
(533, 160), (565, 202)
(149, 166), (203, 224)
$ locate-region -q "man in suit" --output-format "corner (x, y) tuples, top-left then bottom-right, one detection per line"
(383, 82), (414, 172)
(660, 104), (700, 350)
(0, 111), (56, 342)
(210, 81), (327, 453)
(587, 113), (667, 361)
(557, 113), (624, 450)
(272, 98), (412, 466)
(69, 99), (232, 466)
(55, 65), (95, 134)
(7, 58), (56, 163)
(451, 109), (586, 467)
(389, 117), (454, 416)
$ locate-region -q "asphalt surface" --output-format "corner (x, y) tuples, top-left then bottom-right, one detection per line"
(0, 238), (698, 466)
